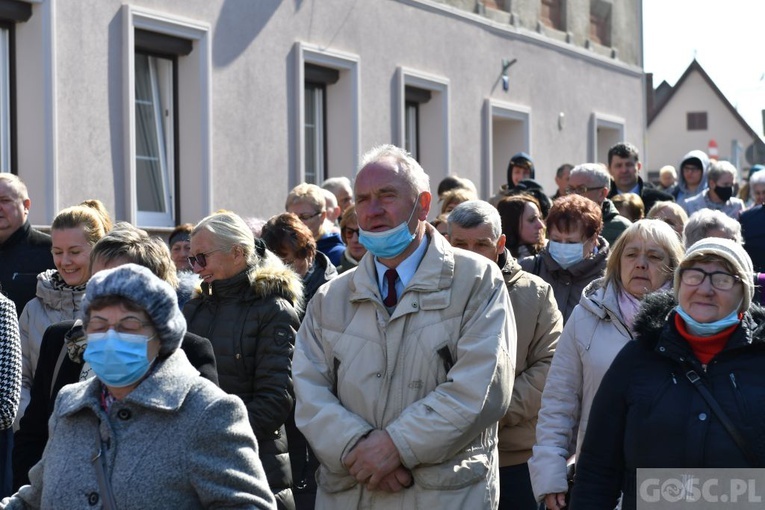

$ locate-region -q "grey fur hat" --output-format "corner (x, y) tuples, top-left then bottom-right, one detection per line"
(675, 237), (754, 312)
(81, 263), (186, 355)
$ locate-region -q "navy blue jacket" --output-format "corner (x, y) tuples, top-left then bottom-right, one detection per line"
(571, 292), (765, 510)
(740, 205), (765, 273)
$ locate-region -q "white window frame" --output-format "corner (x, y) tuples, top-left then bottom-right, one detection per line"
(134, 53), (174, 222)
(303, 81), (325, 185)
(396, 67), (450, 180)
(124, 6), (211, 227)
(483, 99), (532, 199)
(295, 42), (359, 188)
(404, 101), (419, 159)
(590, 112), (624, 164)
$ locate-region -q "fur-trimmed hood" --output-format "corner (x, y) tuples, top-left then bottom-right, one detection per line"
(196, 248), (304, 314)
(633, 290), (765, 351)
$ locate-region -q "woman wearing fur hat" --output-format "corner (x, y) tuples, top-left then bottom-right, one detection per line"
(3, 264), (276, 509)
(571, 238), (764, 509)
(184, 212), (303, 510)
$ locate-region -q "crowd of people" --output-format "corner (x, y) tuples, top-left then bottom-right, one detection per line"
(0, 139), (761, 509)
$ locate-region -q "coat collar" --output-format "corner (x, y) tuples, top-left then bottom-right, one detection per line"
(634, 291), (765, 364)
(57, 349), (201, 417)
(0, 220), (31, 249)
(499, 248), (522, 286)
(349, 223), (455, 305)
(199, 249), (304, 311)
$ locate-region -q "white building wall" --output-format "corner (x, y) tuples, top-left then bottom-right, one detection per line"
(646, 70), (756, 172)
(16, 0), (644, 228)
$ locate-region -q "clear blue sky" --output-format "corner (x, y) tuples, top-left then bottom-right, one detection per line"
(643, 0), (765, 137)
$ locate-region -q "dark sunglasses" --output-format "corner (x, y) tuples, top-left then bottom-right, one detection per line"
(342, 227), (360, 239)
(187, 249), (221, 268)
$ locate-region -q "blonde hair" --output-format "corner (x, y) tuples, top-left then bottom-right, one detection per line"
(192, 211), (258, 266)
(604, 219), (683, 291)
(285, 183), (326, 212)
(51, 199), (111, 246)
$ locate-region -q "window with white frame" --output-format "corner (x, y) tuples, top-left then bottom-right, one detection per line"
(133, 28), (190, 226)
(134, 52), (174, 218)
(404, 86), (431, 161)
(295, 43), (359, 189)
(397, 68), (449, 181)
(303, 63), (338, 185)
(304, 82), (325, 184)
(0, 1), (32, 174)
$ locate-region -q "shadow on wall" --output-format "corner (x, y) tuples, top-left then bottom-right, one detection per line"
(108, 13), (125, 218)
(213, 0), (282, 68)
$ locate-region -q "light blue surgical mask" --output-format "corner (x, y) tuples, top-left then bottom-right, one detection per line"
(675, 305), (741, 337)
(83, 329), (154, 387)
(548, 240), (584, 269)
(358, 197), (419, 259)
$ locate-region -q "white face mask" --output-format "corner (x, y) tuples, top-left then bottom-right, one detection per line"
(548, 240), (584, 269)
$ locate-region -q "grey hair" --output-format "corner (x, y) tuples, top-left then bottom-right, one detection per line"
(569, 163), (611, 188)
(683, 209), (743, 248)
(322, 176), (352, 195)
(707, 160), (737, 183)
(646, 200), (689, 229)
(321, 188), (338, 209)
(446, 200), (502, 240)
(360, 144), (430, 197)
(749, 171), (765, 187)
(192, 211), (259, 266)
(0, 173), (29, 200)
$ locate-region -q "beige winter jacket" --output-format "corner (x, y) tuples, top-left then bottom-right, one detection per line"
(293, 226), (516, 509)
(528, 278), (633, 501)
(497, 250), (561, 467)
(17, 269), (84, 430)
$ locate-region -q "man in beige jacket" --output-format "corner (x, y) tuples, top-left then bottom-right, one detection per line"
(293, 145), (516, 509)
(447, 200), (562, 509)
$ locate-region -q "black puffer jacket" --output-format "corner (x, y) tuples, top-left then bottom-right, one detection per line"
(571, 292), (765, 510)
(184, 251), (303, 510)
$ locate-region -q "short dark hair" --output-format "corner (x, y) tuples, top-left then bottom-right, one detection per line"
(556, 164), (574, 179)
(607, 142), (640, 166)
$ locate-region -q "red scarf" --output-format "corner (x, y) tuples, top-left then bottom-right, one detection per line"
(674, 314), (738, 365)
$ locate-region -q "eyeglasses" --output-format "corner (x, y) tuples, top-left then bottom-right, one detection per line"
(342, 227), (360, 239)
(297, 211), (322, 222)
(566, 185), (605, 195)
(188, 249), (222, 268)
(86, 317), (152, 334)
(680, 268), (741, 291)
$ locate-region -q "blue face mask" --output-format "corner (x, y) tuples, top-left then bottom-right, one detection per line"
(548, 240), (584, 269)
(358, 197), (419, 259)
(675, 305), (741, 337)
(83, 329), (154, 387)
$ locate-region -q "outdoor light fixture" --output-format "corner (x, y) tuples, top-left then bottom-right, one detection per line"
(502, 58), (517, 92)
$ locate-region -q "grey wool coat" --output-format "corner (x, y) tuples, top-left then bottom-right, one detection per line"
(1, 349), (277, 510)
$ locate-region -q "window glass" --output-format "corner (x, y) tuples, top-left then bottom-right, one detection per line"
(135, 53), (174, 221)
(304, 82), (324, 184)
(405, 102), (419, 160)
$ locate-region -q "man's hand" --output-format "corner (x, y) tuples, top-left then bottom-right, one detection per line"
(373, 466), (413, 493)
(343, 430), (401, 490)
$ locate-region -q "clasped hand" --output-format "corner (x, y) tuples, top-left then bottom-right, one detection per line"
(343, 429), (412, 492)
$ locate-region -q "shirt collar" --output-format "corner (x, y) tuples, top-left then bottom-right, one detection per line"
(374, 233), (429, 292)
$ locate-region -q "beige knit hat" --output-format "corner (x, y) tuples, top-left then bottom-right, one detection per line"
(675, 237), (754, 311)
